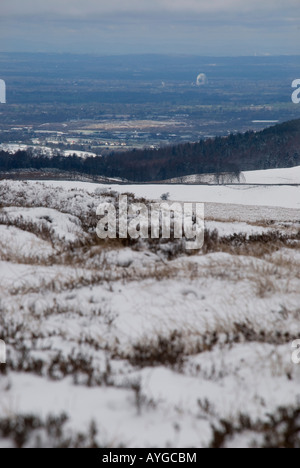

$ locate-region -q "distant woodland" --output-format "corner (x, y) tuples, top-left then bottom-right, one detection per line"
(1, 119), (300, 182)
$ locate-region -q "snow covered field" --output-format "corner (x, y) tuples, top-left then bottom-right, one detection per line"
(0, 179), (300, 448)
(166, 165), (300, 186)
(43, 177), (300, 209)
(243, 165), (300, 185)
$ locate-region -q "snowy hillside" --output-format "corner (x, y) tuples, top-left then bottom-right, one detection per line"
(242, 165), (300, 185)
(156, 166), (300, 186)
(0, 180), (300, 448)
(0, 143), (97, 159)
(43, 179), (300, 209)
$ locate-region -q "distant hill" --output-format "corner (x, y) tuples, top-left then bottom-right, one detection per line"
(101, 119), (300, 182)
(1, 119), (300, 182)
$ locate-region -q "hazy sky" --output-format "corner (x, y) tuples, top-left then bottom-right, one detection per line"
(1, 0), (299, 55)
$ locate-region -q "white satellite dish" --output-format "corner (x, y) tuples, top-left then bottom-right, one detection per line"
(0, 80), (6, 104)
(196, 73), (208, 86)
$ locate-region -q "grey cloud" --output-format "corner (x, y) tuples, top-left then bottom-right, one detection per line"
(1, 0), (299, 18)
(0, 0), (299, 55)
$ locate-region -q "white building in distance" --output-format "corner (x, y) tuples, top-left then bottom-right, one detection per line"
(196, 73), (208, 86)
(0, 80), (6, 103)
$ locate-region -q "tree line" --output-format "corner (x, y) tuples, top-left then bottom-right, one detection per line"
(1, 119), (300, 182)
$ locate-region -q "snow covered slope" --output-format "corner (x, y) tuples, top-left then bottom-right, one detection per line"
(242, 165), (300, 185)
(43, 180), (300, 209)
(145, 166), (300, 186)
(0, 180), (300, 448)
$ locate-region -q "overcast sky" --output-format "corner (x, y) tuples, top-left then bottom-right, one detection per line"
(0, 0), (299, 55)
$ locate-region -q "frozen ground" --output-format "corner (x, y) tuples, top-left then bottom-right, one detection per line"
(0, 179), (300, 448)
